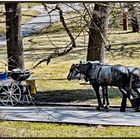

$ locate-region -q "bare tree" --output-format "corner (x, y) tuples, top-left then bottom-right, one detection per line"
(32, 3), (111, 67)
(5, 2), (24, 70)
(33, 4), (79, 68)
(86, 3), (110, 63)
(128, 3), (139, 32)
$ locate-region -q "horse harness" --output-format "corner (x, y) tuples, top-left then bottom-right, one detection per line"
(85, 63), (103, 83)
(85, 64), (129, 86)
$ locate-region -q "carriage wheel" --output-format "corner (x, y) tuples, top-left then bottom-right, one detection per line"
(0, 82), (21, 106)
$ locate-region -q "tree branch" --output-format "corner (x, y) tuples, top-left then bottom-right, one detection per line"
(55, 4), (76, 48)
(32, 4), (78, 68)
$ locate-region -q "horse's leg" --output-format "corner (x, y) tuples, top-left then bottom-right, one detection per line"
(119, 87), (138, 111)
(92, 84), (103, 110)
(102, 86), (109, 109)
(124, 85), (134, 109)
(102, 86), (106, 107)
(126, 75), (134, 108)
(119, 87), (127, 112)
(104, 86), (109, 110)
(132, 87), (140, 111)
(133, 88), (140, 97)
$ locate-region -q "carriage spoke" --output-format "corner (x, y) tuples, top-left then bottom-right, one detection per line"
(10, 96), (14, 106)
(11, 84), (19, 90)
(12, 87), (20, 93)
(1, 86), (9, 94)
(3, 96), (10, 105)
(26, 95), (30, 103)
(7, 86), (11, 92)
(0, 91), (10, 105)
(1, 92), (8, 95)
(1, 95), (9, 100)
(11, 95), (20, 102)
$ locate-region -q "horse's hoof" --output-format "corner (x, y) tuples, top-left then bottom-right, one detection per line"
(131, 99), (137, 108)
(135, 108), (140, 112)
(120, 108), (125, 112)
(96, 106), (101, 111)
(104, 106), (109, 111)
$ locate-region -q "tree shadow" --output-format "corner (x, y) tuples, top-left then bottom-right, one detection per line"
(34, 89), (96, 103)
(109, 31), (134, 35)
(24, 46), (86, 63)
(110, 45), (140, 58)
(111, 41), (140, 46)
(34, 88), (121, 103)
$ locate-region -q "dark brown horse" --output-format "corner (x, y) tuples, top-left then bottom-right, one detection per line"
(67, 61), (133, 112)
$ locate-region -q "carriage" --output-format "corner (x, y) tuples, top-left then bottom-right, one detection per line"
(0, 68), (35, 106)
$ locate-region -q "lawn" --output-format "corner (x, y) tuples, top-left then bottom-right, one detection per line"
(0, 121), (140, 138)
(0, 4), (140, 138)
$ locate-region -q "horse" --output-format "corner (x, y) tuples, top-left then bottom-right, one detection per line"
(67, 61), (133, 112)
(84, 62), (140, 110)
(128, 66), (140, 110)
(87, 63), (140, 111)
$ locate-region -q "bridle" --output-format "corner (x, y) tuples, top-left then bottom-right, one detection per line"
(71, 64), (84, 80)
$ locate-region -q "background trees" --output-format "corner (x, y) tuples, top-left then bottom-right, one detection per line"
(128, 3), (139, 32)
(2, 2), (140, 69)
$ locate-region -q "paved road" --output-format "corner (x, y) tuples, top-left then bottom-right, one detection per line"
(0, 4), (78, 45)
(0, 105), (140, 126)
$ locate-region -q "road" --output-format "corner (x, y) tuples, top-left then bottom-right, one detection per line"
(0, 105), (140, 126)
(0, 4), (78, 45)
(0, 5), (58, 45)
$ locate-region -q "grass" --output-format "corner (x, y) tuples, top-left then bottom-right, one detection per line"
(0, 121), (140, 138)
(0, 5), (140, 138)
(21, 10), (40, 24)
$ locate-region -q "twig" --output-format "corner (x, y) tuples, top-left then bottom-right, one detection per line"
(55, 4), (76, 48)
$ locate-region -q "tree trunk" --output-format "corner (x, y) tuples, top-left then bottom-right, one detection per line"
(5, 2), (24, 70)
(128, 3), (139, 32)
(87, 3), (109, 63)
(123, 10), (128, 30)
(131, 16), (139, 32)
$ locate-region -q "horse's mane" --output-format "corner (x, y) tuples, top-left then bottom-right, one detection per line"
(80, 60), (101, 65)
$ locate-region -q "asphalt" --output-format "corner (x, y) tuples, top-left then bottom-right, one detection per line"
(0, 105), (140, 126)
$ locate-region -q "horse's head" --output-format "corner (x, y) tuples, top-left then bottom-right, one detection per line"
(67, 63), (83, 80)
(67, 61), (101, 81)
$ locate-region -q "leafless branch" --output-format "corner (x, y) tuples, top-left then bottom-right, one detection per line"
(55, 4), (76, 48)
(33, 24), (85, 69)
(32, 4), (78, 68)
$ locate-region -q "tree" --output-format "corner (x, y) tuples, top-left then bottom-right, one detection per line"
(123, 6), (128, 30)
(5, 2), (24, 70)
(128, 3), (139, 32)
(32, 3), (110, 67)
(87, 3), (110, 63)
